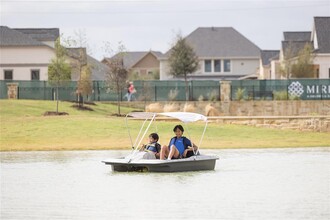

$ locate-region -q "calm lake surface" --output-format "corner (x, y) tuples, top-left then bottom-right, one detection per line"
(1, 148), (330, 220)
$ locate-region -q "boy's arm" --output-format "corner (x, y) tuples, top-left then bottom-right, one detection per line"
(187, 138), (198, 150)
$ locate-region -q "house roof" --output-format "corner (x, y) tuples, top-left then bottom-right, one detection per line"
(66, 47), (87, 61)
(103, 51), (162, 69)
(283, 32), (311, 41)
(87, 55), (110, 81)
(163, 27), (260, 59)
(260, 50), (280, 65)
(66, 47), (110, 81)
(0, 26), (46, 46)
(313, 16), (330, 53)
(14, 28), (59, 41)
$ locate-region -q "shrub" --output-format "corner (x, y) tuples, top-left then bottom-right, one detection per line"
(273, 90), (300, 100)
(168, 88), (179, 101)
(235, 88), (246, 101)
(207, 90), (218, 101)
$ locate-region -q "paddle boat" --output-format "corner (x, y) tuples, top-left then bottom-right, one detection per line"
(102, 112), (219, 172)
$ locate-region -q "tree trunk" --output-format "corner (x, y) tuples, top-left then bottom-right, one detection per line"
(184, 74), (189, 101)
(56, 85), (59, 113)
(117, 83), (121, 116)
(117, 93), (121, 116)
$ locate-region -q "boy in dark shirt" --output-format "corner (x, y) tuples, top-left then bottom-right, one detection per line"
(141, 133), (161, 159)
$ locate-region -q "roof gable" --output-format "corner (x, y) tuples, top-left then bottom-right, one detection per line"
(165, 27), (260, 58)
(105, 51), (163, 69)
(131, 52), (160, 68)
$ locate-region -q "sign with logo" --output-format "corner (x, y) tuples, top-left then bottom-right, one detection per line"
(288, 81), (330, 100)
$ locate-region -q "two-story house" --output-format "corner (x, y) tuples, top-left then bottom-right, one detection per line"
(312, 17), (330, 79)
(159, 27), (261, 80)
(0, 26), (109, 81)
(0, 26), (59, 81)
(270, 17), (330, 79)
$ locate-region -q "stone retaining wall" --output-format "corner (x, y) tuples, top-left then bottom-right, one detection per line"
(120, 100), (330, 132)
(142, 100), (330, 116)
(208, 116), (330, 132)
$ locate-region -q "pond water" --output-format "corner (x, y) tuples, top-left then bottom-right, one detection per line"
(1, 148), (330, 220)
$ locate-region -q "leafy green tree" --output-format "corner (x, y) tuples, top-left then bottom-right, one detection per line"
(48, 38), (71, 113)
(168, 34), (199, 101)
(280, 42), (315, 78)
(291, 43), (315, 78)
(103, 42), (128, 115)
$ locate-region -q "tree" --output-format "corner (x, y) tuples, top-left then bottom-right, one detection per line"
(291, 43), (315, 78)
(62, 30), (93, 107)
(280, 42), (295, 79)
(77, 65), (93, 99)
(48, 38), (71, 113)
(280, 42), (315, 79)
(168, 34), (199, 101)
(103, 42), (128, 115)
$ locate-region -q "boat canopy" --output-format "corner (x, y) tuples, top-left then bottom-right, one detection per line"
(126, 112), (208, 156)
(128, 112), (207, 123)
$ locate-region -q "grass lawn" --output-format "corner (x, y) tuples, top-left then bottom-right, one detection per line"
(1, 99), (329, 151)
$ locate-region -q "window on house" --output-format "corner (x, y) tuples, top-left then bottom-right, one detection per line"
(224, 60), (231, 72)
(31, 70), (40, 80)
(214, 60), (221, 72)
(204, 60), (212, 72)
(4, 70), (13, 80)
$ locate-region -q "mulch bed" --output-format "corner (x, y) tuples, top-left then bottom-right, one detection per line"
(43, 111), (69, 116)
(71, 104), (94, 111)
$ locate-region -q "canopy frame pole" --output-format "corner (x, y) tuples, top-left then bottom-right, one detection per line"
(129, 113), (156, 160)
(183, 123), (196, 156)
(196, 120), (208, 155)
(132, 117), (149, 150)
(125, 114), (134, 150)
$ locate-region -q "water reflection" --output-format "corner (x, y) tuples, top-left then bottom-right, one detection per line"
(1, 148), (330, 220)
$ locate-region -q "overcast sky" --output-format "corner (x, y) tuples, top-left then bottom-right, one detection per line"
(1, 0), (329, 60)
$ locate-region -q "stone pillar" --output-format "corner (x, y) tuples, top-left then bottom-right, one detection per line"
(220, 81), (231, 101)
(7, 83), (19, 99)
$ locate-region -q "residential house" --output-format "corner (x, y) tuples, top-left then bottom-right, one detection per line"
(259, 50), (280, 79)
(159, 27), (261, 80)
(312, 17), (330, 79)
(102, 51), (162, 80)
(271, 17), (330, 79)
(0, 26), (108, 81)
(0, 26), (59, 80)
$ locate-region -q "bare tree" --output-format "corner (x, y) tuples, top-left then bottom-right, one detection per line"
(103, 42), (128, 116)
(62, 30), (92, 106)
(280, 41), (295, 79)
